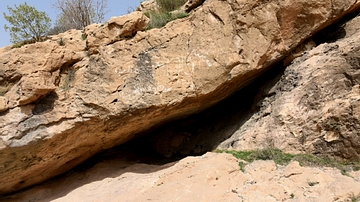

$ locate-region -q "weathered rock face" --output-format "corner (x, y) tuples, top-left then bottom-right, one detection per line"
(219, 15), (360, 160)
(0, 0), (360, 195)
(85, 11), (150, 54)
(181, 0), (205, 12)
(123, 15), (360, 161)
(3, 152), (360, 202)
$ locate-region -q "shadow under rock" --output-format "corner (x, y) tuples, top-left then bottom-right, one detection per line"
(1, 144), (179, 202)
(312, 9), (360, 45)
(127, 62), (287, 158)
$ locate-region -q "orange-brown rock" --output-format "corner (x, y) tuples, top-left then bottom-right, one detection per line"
(0, 0), (360, 195)
(85, 11), (150, 54)
(0, 46), (12, 55)
(181, 0), (205, 12)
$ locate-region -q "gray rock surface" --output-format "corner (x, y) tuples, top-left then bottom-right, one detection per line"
(219, 15), (360, 160)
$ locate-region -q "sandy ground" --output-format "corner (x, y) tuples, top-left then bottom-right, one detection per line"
(2, 152), (360, 202)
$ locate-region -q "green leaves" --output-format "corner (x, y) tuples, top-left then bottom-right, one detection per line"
(3, 2), (51, 44)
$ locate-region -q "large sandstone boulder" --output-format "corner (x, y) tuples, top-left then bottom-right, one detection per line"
(0, 0), (359, 195)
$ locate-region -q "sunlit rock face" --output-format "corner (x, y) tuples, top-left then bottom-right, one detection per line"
(0, 0), (359, 195)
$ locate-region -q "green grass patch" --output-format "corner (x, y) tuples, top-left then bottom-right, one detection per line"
(145, 10), (189, 29)
(238, 161), (246, 172)
(293, 154), (335, 167)
(350, 193), (360, 202)
(216, 148), (360, 173)
(219, 148), (294, 165)
(145, 11), (172, 29)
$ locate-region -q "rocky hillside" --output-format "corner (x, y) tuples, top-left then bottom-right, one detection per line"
(1, 0), (360, 198)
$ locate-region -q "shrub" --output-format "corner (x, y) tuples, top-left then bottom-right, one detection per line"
(145, 11), (172, 29)
(53, 0), (108, 30)
(3, 3), (51, 43)
(145, 0), (189, 29)
(156, 0), (187, 12)
(145, 10), (189, 29)
(57, 38), (65, 46)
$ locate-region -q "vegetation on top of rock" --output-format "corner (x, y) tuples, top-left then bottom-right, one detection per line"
(216, 148), (360, 174)
(145, 0), (189, 29)
(350, 193), (360, 202)
(51, 0), (109, 35)
(3, 2), (51, 44)
(156, 0), (187, 12)
(145, 10), (189, 29)
(11, 38), (39, 49)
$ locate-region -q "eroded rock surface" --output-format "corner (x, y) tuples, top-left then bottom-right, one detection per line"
(219, 15), (360, 160)
(181, 0), (205, 12)
(0, 0), (360, 195)
(127, 15), (360, 161)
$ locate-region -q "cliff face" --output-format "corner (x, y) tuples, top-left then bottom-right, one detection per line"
(0, 0), (360, 195)
(125, 15), (360, 161)
(219, 15), (360, 159)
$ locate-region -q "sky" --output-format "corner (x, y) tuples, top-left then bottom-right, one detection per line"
(0, 0), (142, 47)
